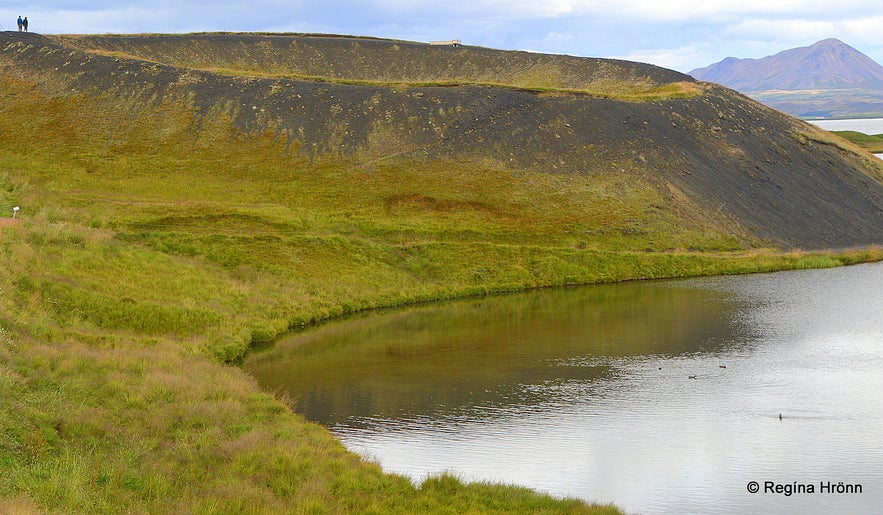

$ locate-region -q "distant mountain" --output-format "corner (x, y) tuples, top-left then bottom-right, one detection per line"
(690, 39), (883, 119)
(690, 39), (883, 91)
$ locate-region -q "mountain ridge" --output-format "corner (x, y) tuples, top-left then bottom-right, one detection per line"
(690, 39), (883, 118)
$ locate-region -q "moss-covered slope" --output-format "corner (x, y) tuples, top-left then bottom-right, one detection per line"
(9, 31), (883, 249)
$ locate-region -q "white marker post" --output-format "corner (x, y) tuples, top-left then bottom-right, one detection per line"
(12, 206), (19, 218)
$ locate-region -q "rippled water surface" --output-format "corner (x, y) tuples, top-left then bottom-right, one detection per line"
(244, 263), (883, 514)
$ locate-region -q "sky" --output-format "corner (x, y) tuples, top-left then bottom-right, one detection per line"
(2, 1), (882, 73)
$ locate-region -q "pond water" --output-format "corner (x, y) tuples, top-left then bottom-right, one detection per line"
(244, 263), (883, 514)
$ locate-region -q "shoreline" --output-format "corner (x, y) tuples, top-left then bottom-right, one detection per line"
(240, 247), (883, 504)
(242, 246), (883, 361)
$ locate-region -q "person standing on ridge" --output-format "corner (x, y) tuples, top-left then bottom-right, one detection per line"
(17, 16), (22, 31)
(22, 17), (28, 32)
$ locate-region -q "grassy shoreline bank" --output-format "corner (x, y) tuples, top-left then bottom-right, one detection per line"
(3, 205), (881, 514)
(1, 120), (882, 514)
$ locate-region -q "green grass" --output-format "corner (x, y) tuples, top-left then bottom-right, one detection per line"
(1, 55), (882, 514)
(832, 130), (883, 153)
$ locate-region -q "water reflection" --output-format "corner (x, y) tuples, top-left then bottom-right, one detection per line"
(244, 262), (883, 514)
(246, 280), (752, 427)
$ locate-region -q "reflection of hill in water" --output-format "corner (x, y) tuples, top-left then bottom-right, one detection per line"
(244, 280), (753, 427)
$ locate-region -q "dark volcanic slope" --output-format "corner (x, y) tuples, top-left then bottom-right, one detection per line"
(4, 31), (883, 249)
(54, 33), (689, 90)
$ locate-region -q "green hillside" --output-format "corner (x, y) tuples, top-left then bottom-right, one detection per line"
(1, 31), (882, 513)
(833, 130), (883, 153)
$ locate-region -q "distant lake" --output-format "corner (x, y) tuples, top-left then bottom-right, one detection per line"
(808, 118), (883, 134)
(245, 263), (883, 514)
(808, 118), (883, 160)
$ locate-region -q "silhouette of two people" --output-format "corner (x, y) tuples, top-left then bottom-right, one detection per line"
(17, 16), (28, 32)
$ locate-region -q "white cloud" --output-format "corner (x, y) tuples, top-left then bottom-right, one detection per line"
(838, 15), (883, 58)
(726, 18), (835, 41)
(370, 0), (582, 18)
(587, 0), (874, 21)
(616, 45), (709, 72)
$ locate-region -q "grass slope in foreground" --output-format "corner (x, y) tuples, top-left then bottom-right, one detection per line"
(1, 33), (883, 513)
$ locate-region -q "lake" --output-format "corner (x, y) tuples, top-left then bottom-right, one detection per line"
(808, 118), (883, 159)
(808, 118), (883, 134)
(244, 262), (883, 514)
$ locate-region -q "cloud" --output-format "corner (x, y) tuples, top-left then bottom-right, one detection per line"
(727, 18), (838, 41)
(582, 0), (875, 21)
(369, 0), (582, 18)
(617, 45), (711, 72)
